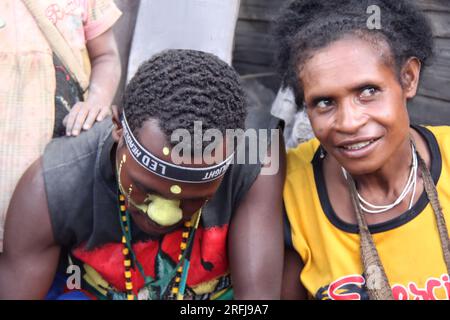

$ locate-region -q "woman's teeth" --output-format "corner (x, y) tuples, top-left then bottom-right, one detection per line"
(343, 140), (374, 150)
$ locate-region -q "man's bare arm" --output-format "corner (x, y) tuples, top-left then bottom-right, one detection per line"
(0, 158), (60, 299)
(228, 133), (286, 299)
(281, 247), (307, 300)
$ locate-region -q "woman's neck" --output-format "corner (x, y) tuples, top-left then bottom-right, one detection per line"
(352, 137), (413, 202)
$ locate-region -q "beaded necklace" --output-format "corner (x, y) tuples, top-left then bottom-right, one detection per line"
(342, 142), (418, 214)
(118, 192), (203, 300)
(344, 140), (450, 299)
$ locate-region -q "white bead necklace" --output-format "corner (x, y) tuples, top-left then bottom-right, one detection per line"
(342, 143), (418, 214)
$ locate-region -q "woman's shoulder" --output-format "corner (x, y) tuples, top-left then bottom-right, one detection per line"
(424, 125), (450, 137)
(422, 125), (450, 152)
(286, 138), (320, 176)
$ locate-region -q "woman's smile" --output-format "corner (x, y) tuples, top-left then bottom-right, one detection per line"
(336, 136), (383, 159)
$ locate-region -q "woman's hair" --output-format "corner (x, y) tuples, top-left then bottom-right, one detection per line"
(123, 49), (247, 148)
(273, 0), (434, 107)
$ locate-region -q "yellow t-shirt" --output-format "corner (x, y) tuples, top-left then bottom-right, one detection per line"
(284, 125), (450, 300)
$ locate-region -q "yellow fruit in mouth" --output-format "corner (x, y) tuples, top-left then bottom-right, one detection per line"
(147, 196), (183, 226)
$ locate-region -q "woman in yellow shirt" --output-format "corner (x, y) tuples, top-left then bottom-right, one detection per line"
(274, 0), (450, 300)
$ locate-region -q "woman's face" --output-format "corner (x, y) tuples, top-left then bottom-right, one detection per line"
(114, 119), (225, 236)
(300, 37), (417, 175)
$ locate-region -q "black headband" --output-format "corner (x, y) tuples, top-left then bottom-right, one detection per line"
(121, 114), (233, 183)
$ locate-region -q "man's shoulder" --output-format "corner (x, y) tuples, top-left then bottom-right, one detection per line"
(43, 118), (113, 173)
(40, 119), (115, 247)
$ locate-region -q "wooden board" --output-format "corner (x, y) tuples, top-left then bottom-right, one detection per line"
(409, 95), (450, 125)
(420, 39), (450, 101)
(233, 0), (287, 92)
(413, 12), (450, 118)
(238, 0), (284, 21)
(415, 0), (450, 13)
(424, 11), (450, 37)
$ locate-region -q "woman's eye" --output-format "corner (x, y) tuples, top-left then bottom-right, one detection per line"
(360, 87), (378, 99)
(316, 99), (333, 109)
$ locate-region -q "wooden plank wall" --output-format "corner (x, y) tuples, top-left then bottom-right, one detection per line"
(233, 0), (288, 91)
(409, 0), (450, 125)
(233, 0), (450, 125)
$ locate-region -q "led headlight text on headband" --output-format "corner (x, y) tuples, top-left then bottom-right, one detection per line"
(121, 114), (233, 183)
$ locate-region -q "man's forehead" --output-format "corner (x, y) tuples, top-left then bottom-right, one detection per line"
(120, 114), (232, 184)
(125, 160), (220, 200)
(135, 119), (170, 159)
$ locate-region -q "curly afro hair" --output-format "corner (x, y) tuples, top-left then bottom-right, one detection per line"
(273, 0), (434, 107)
(122, 49), (247, 150)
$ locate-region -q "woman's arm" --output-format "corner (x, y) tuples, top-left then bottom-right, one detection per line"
(65, 28), (121, 136)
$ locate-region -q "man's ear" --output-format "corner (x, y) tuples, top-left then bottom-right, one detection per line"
(111, 105), (123, 142)
(401, 57), (421, 99)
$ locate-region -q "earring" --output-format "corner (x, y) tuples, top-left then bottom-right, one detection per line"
(127, 184), (133, 204)
(319, 145), (326, 159)
(117, 155), (126, 190)
(118, 155), (126, 174)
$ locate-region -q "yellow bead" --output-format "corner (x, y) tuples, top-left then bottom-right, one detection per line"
(175, 277), (181, 283)
(177, 266), (183, 273)
(127, 294), (135, 300)
(120, 205), (126, 211)
(126, 282), (133, 290)
(170, 185), (182, 195)
(180, 242), (187, 250)
(122, 216), (127, 222)
(178, 254), (182, 261)
(172, 287), (179, 294)
(185, 221), (192, 228)
(125, 226), (129, 232)
(122, 248), (129, 255)
(124, 260), (131, 267)
(119, 195), (125, 201)
(182, 232), (189, 238)
(125, 271), (132, 278)
(122, 236), (127, 244)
